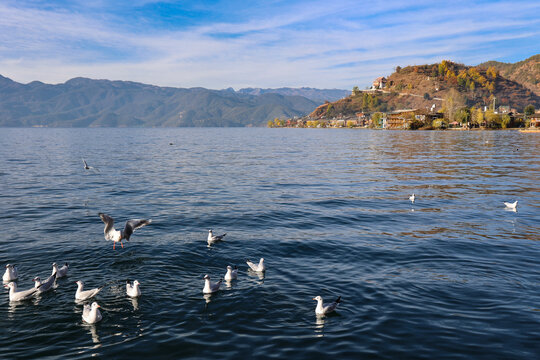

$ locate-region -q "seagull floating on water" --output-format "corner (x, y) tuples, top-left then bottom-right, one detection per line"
(409, 193), (416, 203)
(246, 258), (265, 272)
(33, 273), (56, 293)
(504, 200), (518, 210)
(4, 282), (39, 302)
(126, 280), (141, 298)
(207, 230), (226, 244)
(82, 302), (102, 324)
(202, 274), (222, 294)
(52, 263), (69, 278)
(3, 264), (18, 282)
(75, 280), (103, 301)
(99, 213), (152, 250)
(224, 266), (238, 281)
(313, 295), (341, 316)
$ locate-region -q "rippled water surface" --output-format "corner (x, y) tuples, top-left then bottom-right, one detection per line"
(0, 128), (539, 359)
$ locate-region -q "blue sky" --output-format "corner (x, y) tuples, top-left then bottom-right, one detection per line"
(1, 0), (539, 89)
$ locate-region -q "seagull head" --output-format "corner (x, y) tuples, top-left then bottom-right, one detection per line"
(312, 296), (322, 301)
(5, 264), (10, 269)
(203, 274), (210, 280)
(75, 280), (83, 287)
(208, 230), (213, 234)
(5, 282), (15, 289)
(52, 262), (57, 268)
(227, 265), (232, 271)
(33, 276), (41, 282)
(133, 280), (140, 286)
(91, 302), (101, 309)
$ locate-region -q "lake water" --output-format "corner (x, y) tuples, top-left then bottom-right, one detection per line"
(0, 128), (539, 359)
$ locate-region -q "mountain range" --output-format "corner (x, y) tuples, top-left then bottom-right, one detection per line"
(0, 76), (339, 127)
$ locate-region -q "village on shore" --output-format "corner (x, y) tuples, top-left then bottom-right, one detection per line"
(269, 75), (540, 130)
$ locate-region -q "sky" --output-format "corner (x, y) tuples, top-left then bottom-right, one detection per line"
(1, 0), (539, 90)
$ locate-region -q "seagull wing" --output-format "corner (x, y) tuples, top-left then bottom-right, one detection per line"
(99, 213), (115, 235)
(123, 219), (152, 240)
(246, 260), (258, 271)
(83, 159), (88, 168)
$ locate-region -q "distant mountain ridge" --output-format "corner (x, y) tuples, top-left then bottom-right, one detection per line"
(478, 54), (540, 96)
(236, 87), (349, 102)
(0, 75), (321, 127)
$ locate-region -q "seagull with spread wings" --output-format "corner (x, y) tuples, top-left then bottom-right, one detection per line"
(98, 213), (152, 250)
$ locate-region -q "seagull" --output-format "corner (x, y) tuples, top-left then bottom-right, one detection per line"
(82, 158), (99, 171)
(52, 263), (69, 278)
(33, 273), (56, 293)
(99, 213), (152, 250)
(207, 230), (226, 244)
(246, 258), (265, 272)
(224, 266), (238, 281)
(4, 282), (39, 302)
(409, 193), (415, 203)
(202, 274), (222, 294)
(504, 200), (518, 210)
(313, 295), (342, 316)
(75, 280), (103, 301)
(126, 280), (141, 298)
(82, 302), (102, 324)
(3, 264), (18, 282)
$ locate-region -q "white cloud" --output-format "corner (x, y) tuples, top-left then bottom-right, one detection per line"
(0, 1), (538, 89)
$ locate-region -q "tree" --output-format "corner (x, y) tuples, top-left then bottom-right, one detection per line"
(501, 114), (511, 129)
(352, 86), (360, 96)
(443, 88), (466, 122)
(267, 120), (274, 128)
(456, 107), (471, 124)
(371, 112), (383, 128)
(486, 66), (498, 79)
(524, 104), (535, 116)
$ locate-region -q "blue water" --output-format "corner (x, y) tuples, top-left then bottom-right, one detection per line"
(0, 128), (539, 359)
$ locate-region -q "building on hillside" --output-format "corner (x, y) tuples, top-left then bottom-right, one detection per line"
(372, 77), (387, 89)
(356, 112), (370, 127)
(498, 105), (511, 114)
(386, 109), (417, 129)
(530, 113), (540, 128)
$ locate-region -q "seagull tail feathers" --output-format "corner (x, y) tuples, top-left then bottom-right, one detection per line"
(335, 296), (342, 303)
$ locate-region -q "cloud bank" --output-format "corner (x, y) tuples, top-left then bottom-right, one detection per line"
(1, 0), (539, 89)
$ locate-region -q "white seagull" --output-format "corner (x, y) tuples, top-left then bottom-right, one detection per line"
(99, 213), (152, 250)
(202, 274), (222, 294)
(82, 302), (102, 324)
(3, 264), (18, 282)
(313, 295), (342, 316)
(207, 230), (226, 244)
(246, 258), (266, 272)
(409, 193), (416, 203)
(224, 266), (238, 281)
(33, 273), (56, 293)
(52, 263), (69, 278)
(126, 280), (141, 298)
(4, 282), (38, 302)
(504, 200), (518, 210)
(75, 280), (103, 301)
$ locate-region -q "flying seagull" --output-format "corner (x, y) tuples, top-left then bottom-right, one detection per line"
(313, 295), (342, 316)
(99, 213), (152, 250)
(82, 159), (99, 171)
